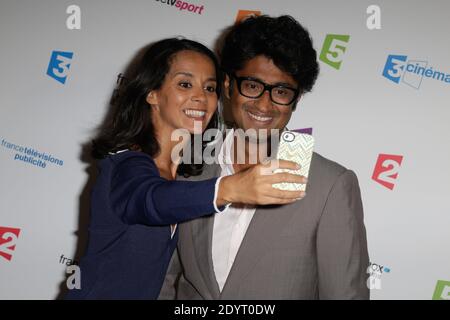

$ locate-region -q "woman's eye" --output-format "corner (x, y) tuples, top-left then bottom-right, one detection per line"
(205, 85), (216, 93)
(179, 82), (192, 88)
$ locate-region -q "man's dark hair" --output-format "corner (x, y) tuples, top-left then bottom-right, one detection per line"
(220, 15), (319, 94)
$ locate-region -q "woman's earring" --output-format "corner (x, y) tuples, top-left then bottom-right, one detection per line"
(146, 91), (157, 106)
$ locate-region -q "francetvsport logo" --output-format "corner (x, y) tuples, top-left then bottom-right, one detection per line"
(382, 54), (450, 89)
(154, 0), (205, 15)
(1, 138), (64, 169)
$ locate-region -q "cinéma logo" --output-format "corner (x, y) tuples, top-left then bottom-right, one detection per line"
(46, 50), (73, 84)
(382, 54), (450, 89)
(372, 154), (403, 190)
(319, 34), (350, 70)
(432, 280), (450, 300)
(0, 226), (21, 261)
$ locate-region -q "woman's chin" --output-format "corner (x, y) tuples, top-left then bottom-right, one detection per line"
(183, 119), (206, 134)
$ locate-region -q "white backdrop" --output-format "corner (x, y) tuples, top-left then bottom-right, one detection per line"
(1, 0), (449, 300)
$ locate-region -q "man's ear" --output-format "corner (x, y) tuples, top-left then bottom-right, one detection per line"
(291, 94), (302, 111)
(146, 91), (158, 106)
(224, 75), (231, 99)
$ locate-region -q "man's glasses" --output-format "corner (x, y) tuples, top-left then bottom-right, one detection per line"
(232, 74), (300, 106)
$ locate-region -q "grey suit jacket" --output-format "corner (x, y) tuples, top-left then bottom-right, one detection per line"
(159, 152), (370, 299)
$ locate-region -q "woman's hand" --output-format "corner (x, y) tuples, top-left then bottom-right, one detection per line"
(216, 160), (308, 206)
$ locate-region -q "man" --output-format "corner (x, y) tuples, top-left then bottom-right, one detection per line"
(160, 15), (370, 299)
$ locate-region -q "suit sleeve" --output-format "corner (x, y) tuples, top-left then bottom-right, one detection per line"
(110, 154), (220, 225)
(316, 169), (370, 299)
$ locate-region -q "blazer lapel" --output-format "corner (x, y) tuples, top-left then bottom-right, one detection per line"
(191, 214), (221, 299)
(182, 163), (222, 299)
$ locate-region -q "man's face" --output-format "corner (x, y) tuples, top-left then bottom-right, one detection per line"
(225, 55), (299, 136)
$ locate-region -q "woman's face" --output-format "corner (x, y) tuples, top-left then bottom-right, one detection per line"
(147, 50), (218, 135)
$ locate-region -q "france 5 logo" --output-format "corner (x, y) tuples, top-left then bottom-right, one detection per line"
(372, 154), (403, 190)
(46, 50), (74, 84)
(319, 34), (350, 70)
(432, 280), (450, 300)
(382, 54), (450, 89)
(0, 226), (21, 261)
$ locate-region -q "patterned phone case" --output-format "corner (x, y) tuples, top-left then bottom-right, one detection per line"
(272, 131), (314, 191)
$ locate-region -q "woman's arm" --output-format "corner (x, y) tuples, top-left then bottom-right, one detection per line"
(110, 153), (220, 225)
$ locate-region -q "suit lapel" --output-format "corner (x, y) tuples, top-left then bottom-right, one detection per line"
(219, 153), (318, 298)
(219, 202), (300, 299)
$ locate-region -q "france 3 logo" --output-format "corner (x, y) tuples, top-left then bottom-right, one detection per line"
(382, 54), (450, 89)
(0, 226), (21, 262)
(46, 50), (74, 84)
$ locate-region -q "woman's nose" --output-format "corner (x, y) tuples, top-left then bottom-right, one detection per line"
(191, 87), (207, 103)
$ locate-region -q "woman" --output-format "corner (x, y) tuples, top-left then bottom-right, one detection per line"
(65, 38), (304, 299)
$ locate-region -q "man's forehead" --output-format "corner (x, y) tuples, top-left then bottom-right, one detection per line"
(237, 55), (297, 86)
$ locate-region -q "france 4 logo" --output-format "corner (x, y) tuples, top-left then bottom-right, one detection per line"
(382, 54), (450, 89)
(46, 50), (74, 84)
(0, 226), (21, 261)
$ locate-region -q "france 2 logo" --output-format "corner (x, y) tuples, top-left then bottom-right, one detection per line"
(372, 154), (403, 190)
(46, 50), (74, 84)
(0, 226), (21, 261)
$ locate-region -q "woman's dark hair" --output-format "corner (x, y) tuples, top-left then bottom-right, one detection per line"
(91, 38), (222, 176)
(220, 15), (319, 96)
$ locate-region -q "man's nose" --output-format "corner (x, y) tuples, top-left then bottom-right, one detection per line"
(254, 89), (273, 112)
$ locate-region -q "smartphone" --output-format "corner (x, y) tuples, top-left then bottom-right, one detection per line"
(272, 131), (314, 191)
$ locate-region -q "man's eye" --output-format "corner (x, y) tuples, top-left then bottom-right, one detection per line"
(276, 88), (288, 95)
(179, 82), (192, 88)
(245, 82), (259, 90)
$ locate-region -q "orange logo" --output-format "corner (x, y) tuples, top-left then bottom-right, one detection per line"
(235, 10), (261, 24)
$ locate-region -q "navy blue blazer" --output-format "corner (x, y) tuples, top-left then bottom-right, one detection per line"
(65, 151), (219, 299)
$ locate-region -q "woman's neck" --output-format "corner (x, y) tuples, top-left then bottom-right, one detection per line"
(153, 125), (191, 180)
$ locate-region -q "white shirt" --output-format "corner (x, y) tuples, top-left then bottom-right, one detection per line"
(211, 129), (257, 291)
